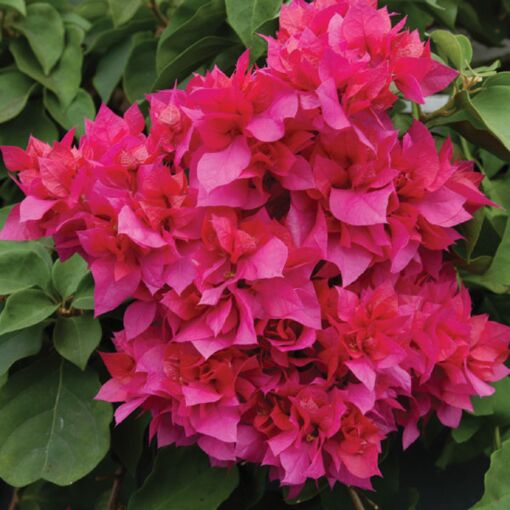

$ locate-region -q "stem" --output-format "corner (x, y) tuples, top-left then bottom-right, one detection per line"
(494, 426), (502, 451)
(411, 102), (421, 121)
(148, 0), (168, 26)
(107, 467), (125, 510)
(8, 488), (19, 510)
(348, 487), (366, 510)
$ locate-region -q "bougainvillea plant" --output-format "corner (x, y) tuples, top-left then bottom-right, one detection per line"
(1, 0), (510, 509)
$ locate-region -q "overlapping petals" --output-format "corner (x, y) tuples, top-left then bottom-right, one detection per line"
(1, 0), (508, 494)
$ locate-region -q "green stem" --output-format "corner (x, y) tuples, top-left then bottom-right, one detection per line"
(494, 426), (502, 451)
(348, 487), (366, 510)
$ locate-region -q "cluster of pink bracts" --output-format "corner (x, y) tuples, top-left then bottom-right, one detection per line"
(2, 0), (509, 492)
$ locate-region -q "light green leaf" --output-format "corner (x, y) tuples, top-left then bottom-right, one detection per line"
(71, 274), (95, 310)
(0, 99), (58, 146)
(472, 439), (510, 509)
(92, 36), (132, 102)
(0, 70), (36, 123)
(44, 89), (96, 137)
(156, 0), (226, 73)
(153, 36), (237, 90)
(123, 38), (157, 102)
(430, 29), (471, 70)
(225, 0), (282, 58)
(0, 242), (51, 294)
(52, 254), (89, 301)
(10, 25), (84, 108)
(12, 3), (65, 75)
(0, 0), (25, 15)
(0, 289), (58, 335)
(0, 357), (112, 487)
(53, 315), (101, 370)
(0, 325), (44, 376)
(128, 447), (239, 510)
(108, 0), (142, 26)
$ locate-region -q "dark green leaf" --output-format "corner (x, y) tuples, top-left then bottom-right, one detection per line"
(53, 315), (102, 370)
(156, 0), (226, 73)
(472, 439), (510, 509)
(0, 99), (58, 145)
(10, 25), (84, 107)
(44, 89), (95, 137)
(0, 241), (51, 294)
(0, 289), (58, 335)
(12, 3), (65, 75)
(0, 69), (36, 123)
(52, 254), (89, 300)
(108, 0), (142, 26)
(72, 274), (95, 310)
(452, 414), (480, 443)
(153, 36), (238, 90)
(0, 357), (112, 487)
(225, 0), (282, 59)
(128, 447), (239, 510)
(123, 38), (157, 102)
(92, 36), (132, 102)
(0, 325), (44, 376)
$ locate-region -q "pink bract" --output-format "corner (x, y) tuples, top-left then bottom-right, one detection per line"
(1, 0), (507, 494)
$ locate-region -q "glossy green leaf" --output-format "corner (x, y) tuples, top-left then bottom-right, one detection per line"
(0, 99), (58, 145)
(52, 254), (89, 301)
(153, 36), (237, 90)
(53, 315), (102, 370)
(0, 70), (36, 123)
(10, 25), (84, 107)
(12, 3), (65, 75)
(472, 439), (510, 509)
(0, 357), (112, 487)
(0, 289), (58, 335)
(92, 36), (132, 102)
(108, 0), (142, 26)
(0, 0), (26, 15)
(0, 325), (44, 376)
(128, 447), (239, 510)
(225, 0), (282, 58)
(0, 242), (51, 294)
(156, 0), (226, 73)
(44, 89), (96, 137)
(123, 38), (157, 102)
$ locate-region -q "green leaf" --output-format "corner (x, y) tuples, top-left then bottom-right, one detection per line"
(156, 0), (226, 74)
(92, 36), (132, 102)
(0, 289), (58, 335)
(44, 89), (95, 137)
(52, 254), (89, 301)
(123, 38), (157, 102)
(0, 99), (58, 146)
(153, 36), (237, 90)
(0, 242), (51, 294)
(225, 0), (282, 58)
(0, 0), (26, 15)
(112, 414), (150, 477)
(0, 325), (44, 376)
(128, 447), (239, 510)
(71, 274), (95, 310)
(53, 315), (101, 370)
(451, 414), (480, 443)
(108, 0), (142, 26)
(10, 25), (84, 108)
(12, 3), (65, 76)
(472, 439), (510, 509)
(0, 69), (36, 123)
(430, 29), (471, 70)
(0, 356), (112, 487)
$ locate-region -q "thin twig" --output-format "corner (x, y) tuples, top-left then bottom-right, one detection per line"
(107, 467), (125, 510)
(348, 487), (366, 510)
(7, 488), (19, 510)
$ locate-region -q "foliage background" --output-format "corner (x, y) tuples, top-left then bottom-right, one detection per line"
(1, 0), (510, 509)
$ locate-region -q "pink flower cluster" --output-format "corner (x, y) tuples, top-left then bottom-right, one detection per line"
(1, 0), (508, 492)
